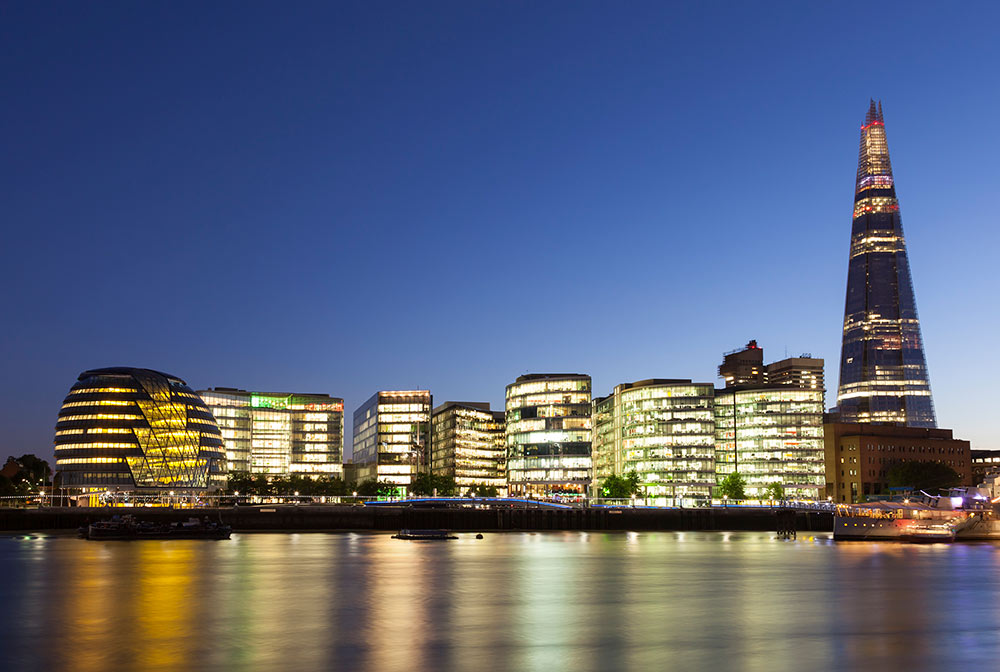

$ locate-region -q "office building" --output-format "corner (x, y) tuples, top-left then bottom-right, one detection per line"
(506, 373), (591, 496)
(54, 367), (227, 502)
(592, 379), (715, 504)
(352, 390), (432, 489)
(431, 402), (506, 495)
(836, 100), (936, 427)
(198, 388), (344, 477)
(715, 386), (825, 499)
(766, 356), (824, 391)
(719, 340), (765, 387)
(825, 423), (971, 503)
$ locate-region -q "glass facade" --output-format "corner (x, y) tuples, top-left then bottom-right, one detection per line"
(431, 402), (506, 495)
(715, 387), (825, 499)
(505, 374), (591, 496)
(352, 391), (432, 488)
(198, 388), (344, 477)
(592, 380), (715, 504)
(837, 100), (936, 427)
(54, 368), (227, 495)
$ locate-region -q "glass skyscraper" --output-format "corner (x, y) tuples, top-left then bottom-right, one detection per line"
(836, 100), (936, 428)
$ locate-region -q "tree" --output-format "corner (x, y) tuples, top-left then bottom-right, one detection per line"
(764, 482), (784, 501)
(15, 455), (51, 487)
(718, 472), (746, 500)
(887, 460), (962, 493)
(356, 479), (399, 497)
(601, 470), (642, 499)
(468, 484), (499, 497)
(226, 471), (255, 494)
(410, 473), (457, 496)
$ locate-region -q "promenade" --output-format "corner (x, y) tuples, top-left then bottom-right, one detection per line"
(0, 503), (833, 533)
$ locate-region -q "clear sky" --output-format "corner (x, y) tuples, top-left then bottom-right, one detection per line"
(2, 1), (999, 461)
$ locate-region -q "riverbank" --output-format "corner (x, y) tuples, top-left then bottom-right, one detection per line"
(0, 504), (832, 533)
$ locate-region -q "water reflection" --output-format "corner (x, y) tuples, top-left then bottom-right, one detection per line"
(3, 532), (1000, 671)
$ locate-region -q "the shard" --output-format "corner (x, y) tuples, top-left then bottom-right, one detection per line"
(836, 100), (936, 427)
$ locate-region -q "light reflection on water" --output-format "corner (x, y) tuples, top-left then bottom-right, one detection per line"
(3, 531), (1000, 671)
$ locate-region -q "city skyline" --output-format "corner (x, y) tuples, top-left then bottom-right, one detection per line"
(3, 3), (999, 460)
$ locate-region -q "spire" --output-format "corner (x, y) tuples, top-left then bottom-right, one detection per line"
(837, 100), (936, 428)
(856, 99), (892, 191)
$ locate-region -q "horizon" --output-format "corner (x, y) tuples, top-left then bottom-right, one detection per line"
(3, 2), (999, 462)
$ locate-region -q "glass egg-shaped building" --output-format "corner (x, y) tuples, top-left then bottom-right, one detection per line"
(54, 367), (227, 498)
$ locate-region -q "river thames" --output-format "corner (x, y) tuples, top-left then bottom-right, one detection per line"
(3, 531), (1000, 671)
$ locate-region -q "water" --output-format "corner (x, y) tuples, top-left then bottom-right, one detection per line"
(2, 531), (1000, 671)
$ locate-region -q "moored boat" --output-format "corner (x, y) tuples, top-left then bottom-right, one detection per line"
(392, 529), (457, 540)
(82, 515), (231, 540)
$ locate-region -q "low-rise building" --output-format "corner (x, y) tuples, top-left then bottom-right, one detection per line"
(972, 449), (1000, 485)
(824, 423), (972, 503)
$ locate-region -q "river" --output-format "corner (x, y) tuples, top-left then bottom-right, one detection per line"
(2, 531), (999, 671)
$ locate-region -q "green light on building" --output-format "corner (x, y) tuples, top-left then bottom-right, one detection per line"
(250, 394), (288, 410)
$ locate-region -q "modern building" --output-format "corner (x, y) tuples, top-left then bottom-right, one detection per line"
(54, 367), (227, 503)
(198, 388), (344, 477)
(431, 402), (506, 495)
(766, 356), (825, 391)
(825, 422), (971, 503)
(506, 373), (591, 496)
(719, 340), (765, 387)
(715, 386), (826, 499)
(592, 379), (715, 504)
(836, 100), (936, 427)
(352, 390), (432, 489)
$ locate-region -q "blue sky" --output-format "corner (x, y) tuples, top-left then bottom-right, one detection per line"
(2, 1), (999, 460)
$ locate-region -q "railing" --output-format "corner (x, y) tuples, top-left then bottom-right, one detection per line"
(0, 491), (839, 511)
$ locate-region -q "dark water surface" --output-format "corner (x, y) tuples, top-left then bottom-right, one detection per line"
(3, 531), (1000, 671)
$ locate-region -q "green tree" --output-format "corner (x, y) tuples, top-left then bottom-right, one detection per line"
(601, 471), (641, 499)
(356, 479), (399, 497)
(468, 484), (499, 497)
(410, 473), (457, 496)
(718, 472), (746, 500)
(314, 475), (349, 496)
(14, 455), (51, 488)
(226, 471), (255, 495)
(764, 482), (784, 501)
(434, 475), (457, 497)
(887, 461), (962, 493)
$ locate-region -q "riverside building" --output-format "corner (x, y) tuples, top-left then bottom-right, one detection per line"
(352, 390), (432, 489)
(54, 367), (227, 504)
(715, 386), (826, 499)
(592, 379), (715, 505)
(431, 402), (506, 495)
(506, 374), (591, 496)
(198, 388), (344, 477)
(836, 100), (936, 427)
(824, 422), (971, 503)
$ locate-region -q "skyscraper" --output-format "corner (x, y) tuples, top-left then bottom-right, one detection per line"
(836, 101), (936, 428)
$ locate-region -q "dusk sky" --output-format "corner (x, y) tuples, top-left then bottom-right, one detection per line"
(2, 1), (999, 461)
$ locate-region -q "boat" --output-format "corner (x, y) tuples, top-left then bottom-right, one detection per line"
(81, 515), (232, 540)
(392, 529), (457, 540)
(834, 488), (992, 542)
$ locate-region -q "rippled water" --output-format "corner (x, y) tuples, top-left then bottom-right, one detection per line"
(3, 531), (1000, 671)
